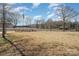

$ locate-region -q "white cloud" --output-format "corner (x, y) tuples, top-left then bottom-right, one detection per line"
(48, 3), (60, 8)
(58, 16), (61, 19)
(47, 3), (61, 16)
(47, 11), (50, 14)
(7, 3), (16, 5)
(32, 3), (40, 8)
(47, 13), (54, 19)
(13, 6), (29, 12)
(9, 6), (30, 14)
(33, 15), (42, 20)
(53, 6), (58, 10)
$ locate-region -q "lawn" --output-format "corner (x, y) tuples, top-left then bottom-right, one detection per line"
(0, 31), (79, 56)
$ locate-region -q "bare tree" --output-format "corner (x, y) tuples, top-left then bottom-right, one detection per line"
(0, 3), (19, 37)
(25, 16), (32, 27)
(12, 13), (20, 27)
(0, 3), (26, 56)
(74, 16), (79, 31)
(46, 18), (53, 31)
(35, 19), (39, 28)
(34, 16), (45, 29)
(40, 17), (45, 29)
(56, 4), (79, 31)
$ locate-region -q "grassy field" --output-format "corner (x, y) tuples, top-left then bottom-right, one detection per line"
(0, 31), (79, 56)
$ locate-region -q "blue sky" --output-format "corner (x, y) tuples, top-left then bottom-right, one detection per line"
(10, 3), (79, 25)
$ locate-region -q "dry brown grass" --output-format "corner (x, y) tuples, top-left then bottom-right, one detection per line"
(0, 31), (79, 56)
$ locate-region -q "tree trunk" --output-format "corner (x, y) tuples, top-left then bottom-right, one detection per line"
(63, 19), (65, 31)
(75, 23), (78, 31)
(2, 3), (6, 38)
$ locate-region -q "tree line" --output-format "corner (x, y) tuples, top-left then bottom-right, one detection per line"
(13, 4), (79, 31)
(0, 3), (79, 38)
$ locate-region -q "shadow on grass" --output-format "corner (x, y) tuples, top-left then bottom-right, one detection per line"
(2, 37), (26, 56)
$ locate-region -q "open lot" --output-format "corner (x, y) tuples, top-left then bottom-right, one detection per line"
(0, 31), (79, 56)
